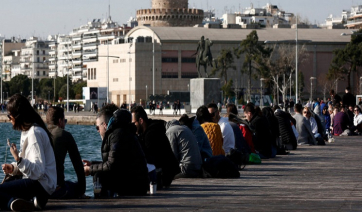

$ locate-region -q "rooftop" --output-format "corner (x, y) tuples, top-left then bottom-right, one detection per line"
(127, 26), (353, 44)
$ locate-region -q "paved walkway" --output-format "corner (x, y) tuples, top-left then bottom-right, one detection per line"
(46, 136), (362, 211)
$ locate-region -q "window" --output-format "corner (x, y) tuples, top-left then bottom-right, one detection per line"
(120, 59), (126, 63)
(162, 72), (178, 78)
(91, 68), (93, 80)
(36, 50), (39, 55)
(88, 69), (90, 80)
(43, 57), (45, 61)
(43, 50), (45, 55)
(181, 58), (196, 63)
(181, 72), (198, 78)
(94, 68), (96, 80)
(37, 57), (40, 62)
(113, 78), (118, 82)
(162, 58), (178, 63)
(37, 71), (39, 76)
(43, 71), (45, 76)
(113, 59), (118, 63)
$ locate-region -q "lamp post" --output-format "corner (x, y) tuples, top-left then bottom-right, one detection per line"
(146, 85), (148, 102)
(295, 15), (299, 104)
(310, 77), (316, 102)
(260, 78), (265, 107)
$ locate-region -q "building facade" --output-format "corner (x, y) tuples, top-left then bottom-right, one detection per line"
(48, 17), (131, 82)
(86, 26), (353, 106)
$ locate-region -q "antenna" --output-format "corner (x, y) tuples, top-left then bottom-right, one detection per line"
(109, 0), (111, 19)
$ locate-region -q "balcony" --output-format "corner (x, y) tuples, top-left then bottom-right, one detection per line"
(48, 58), (56, 62)
(49, 64), (57, 69)
(49, 71), (57, 77)
(72, 60), (82, 65)
(72, 44), (82, 49)
(49, 51), (56, 55)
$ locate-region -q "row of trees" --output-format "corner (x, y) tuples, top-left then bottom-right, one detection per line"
(1, 74), (86, 103)
(210, 30), (307, 104)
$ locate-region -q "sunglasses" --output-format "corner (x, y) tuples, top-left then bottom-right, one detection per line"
(354, 109), (358, 111)
(7, 114), (19, 121)
(96, 122), (104, 131)
(303, 111), (310, 114)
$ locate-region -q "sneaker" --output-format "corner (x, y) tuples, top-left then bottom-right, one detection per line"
(10, 198), (35, 211)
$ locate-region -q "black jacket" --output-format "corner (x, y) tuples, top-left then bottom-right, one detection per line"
(48, 125), (86, 197)
(90, 115), (149, 194)
(138, 119), (179, 187)
(247, 115), (272, 158)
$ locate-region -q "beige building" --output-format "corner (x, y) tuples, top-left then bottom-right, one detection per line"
(87, 26), (353, 106)
(1, 38), (26, 81)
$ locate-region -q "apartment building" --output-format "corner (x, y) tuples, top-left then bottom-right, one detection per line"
(48, 17), (131, 82)
(19, 37), (50, 80)
(1, 37), (26, 81)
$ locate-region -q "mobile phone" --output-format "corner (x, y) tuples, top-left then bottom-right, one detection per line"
(7, 139), (10, 147)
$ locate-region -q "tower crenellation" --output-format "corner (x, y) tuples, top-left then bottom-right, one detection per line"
(137, 0), (203, 27)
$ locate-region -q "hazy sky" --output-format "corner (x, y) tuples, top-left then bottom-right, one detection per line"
(0, 0), (354, 39)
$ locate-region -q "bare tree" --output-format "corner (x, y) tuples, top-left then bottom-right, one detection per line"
(260, 43), (309, 105)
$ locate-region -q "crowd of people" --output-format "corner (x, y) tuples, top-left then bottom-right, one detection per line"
(0, 86), (361, 210)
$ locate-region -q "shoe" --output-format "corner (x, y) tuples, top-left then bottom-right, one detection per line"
(10, 198), (35, 211)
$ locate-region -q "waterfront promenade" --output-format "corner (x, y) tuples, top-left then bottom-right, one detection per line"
(44, 136), (362, 211)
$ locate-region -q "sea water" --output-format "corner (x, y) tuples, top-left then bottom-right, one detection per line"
(0, 123), (101, 197)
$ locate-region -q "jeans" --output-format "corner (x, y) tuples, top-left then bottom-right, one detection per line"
(0, 179), (49, 210)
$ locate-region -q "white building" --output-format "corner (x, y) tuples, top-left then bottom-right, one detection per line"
(19, 37), (50, 80)
(48, 17), (131, 82)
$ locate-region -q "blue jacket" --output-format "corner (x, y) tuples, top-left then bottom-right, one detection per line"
(192, 118), (213, 159)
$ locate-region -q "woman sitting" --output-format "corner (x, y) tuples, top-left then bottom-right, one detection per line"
(303, 107), (323, 142)
(0, 94), (56, 211)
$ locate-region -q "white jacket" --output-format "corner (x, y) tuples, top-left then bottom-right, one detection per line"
(354, 114), (362, 126)
(218, 117), (235, 154)
(11, 125), (57, 195)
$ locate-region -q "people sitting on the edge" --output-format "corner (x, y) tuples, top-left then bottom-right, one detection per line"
(244, 103), (273, 159)
(334, 107), (352, 136)
(131, 106), (179, 189)
(196, 106), (224, 156)
(322, 106), (331, 134)
(226, 103), (253, 154)
(165, 120), (203, 178)
(83, 105), (149, 197)
(303, 107), (324, 143)
(46, 106), (86, 199)
(0, 94), (56, 211)
(179, 114), (213, 160)
(207, 103), (235, 154)
(293, 103), (316, 145)
(353, 106), (362, 135)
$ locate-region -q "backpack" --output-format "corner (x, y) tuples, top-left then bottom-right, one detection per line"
(202, 155), (240, 178)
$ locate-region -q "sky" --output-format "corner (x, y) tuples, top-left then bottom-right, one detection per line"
(0, 0), (356, 39)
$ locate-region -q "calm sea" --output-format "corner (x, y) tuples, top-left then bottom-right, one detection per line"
(0, 123), (102, 197)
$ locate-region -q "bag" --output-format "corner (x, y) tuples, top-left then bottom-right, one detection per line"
(202, 155), (240, 178)
(225, 148), (249, 167)
(248, 153), (261, 164)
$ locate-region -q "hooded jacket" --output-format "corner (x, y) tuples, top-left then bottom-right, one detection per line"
(89, 109), (149, 194)
(165, 120), (202, 176)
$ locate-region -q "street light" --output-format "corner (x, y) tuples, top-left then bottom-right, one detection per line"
(260, 78), (265, 107)
(310, 77), (316, 101)
(146, 85), (148, 102)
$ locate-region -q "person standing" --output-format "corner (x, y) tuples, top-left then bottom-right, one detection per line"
(177, 100), (181, 115)
(0, 94), (56, 211)
(342, 87), (355, 107)
(46, 107), (86, 199)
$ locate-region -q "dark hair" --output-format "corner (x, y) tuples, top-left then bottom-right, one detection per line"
(272, 105), (280, 112)
(330, 89), (335, 95)
(7, 93), (53, 146)
(179, 114), (193, 130)
(244, 103), (255, 114)
(97, 104), (119, 124)
(131, 106), (149, 122)
(346, 86), (351, 91)
(294, 103), (303, 113)
(196, 105), (212, 124)
(354, 106), (361, 113)
(262, 107), (274, 118)
(46, 106), (64, 125)
(226, 103), (238, 115)
(207, 103), (218, 110)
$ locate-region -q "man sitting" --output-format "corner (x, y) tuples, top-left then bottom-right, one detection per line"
(293, 103), (316, 145)
(207, 103), (235, 154)
(353, 106), (362, 134)
(83, 105), (149, 197)
(131, 106), (179, 188)
(166, 120), (203, 178)
(243, 103), (273, 159)
(46, 106), (86, 199)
